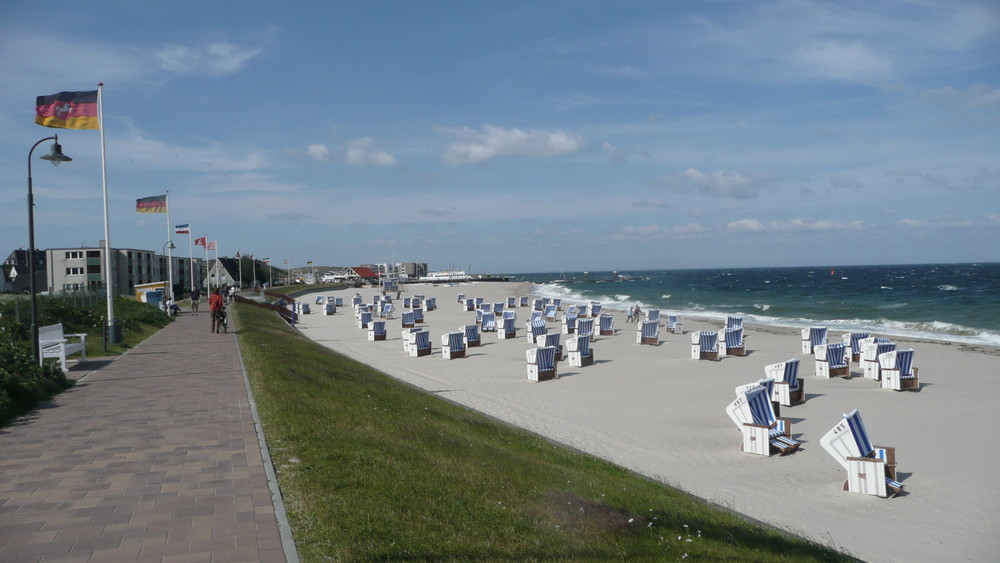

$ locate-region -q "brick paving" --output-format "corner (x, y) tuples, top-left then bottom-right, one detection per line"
(0, 311), (293, 562)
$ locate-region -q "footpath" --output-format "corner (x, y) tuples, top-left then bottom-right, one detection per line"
(0, 309), (296, 562)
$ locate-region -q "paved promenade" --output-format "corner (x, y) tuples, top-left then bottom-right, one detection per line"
(0, 310), (294, 561)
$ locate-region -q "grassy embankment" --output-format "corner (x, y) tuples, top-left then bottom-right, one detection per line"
(233, 301), (851, 561)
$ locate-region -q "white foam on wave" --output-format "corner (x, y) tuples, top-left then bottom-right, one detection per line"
(938, 285), (959, 291)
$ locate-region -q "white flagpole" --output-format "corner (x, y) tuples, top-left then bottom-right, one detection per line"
(97, 83), (120, 343)
(204, 239), (211, 294)
(165, 190), (174, 300)
(187, 220), (194, 295)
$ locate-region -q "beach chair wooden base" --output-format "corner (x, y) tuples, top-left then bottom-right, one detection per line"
(527, 368), (557, 382)
(416, 348), (432, 357)
(401, 322), (414, 329)
(640, 336), (658, 345)
(727, 346), (746, 356)
(700, 351), (719, 361)
(467, 340), (481, 348)
(600, 329), (613, 336)
(816, 362), (849, 378)
(368, 333), (386, 341)
(443, 350), (466, 360)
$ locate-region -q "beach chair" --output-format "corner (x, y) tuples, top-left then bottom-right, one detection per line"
(539, 332), (563, 362)
(506, 296), (516, 309)
(645, 309), (660, 324)
(441, 331), (466, 359)
(526, 345), (558, 382)
(597, 313), (614, 336)
(764, 359), (805, 407)
(352, 295), (362, 307)
(566, 304), (578, 316)
(519, 296), (529, 308)
(576, 317), (595, 343)
(719, 327), (746, 357)
(499, 315), (516, 339)
(464, 298), (475, 311)
(726, 315), (744, 330)
(425, 297), (437, 311)
(733, 378), (779, 417)
(403, 297), (412, 309)
(879, 349), (920, 391)
(862, 339), (896, 380)
(401, 328), (420, 353)
(323, 302), (337, 315)
(820, 410), (902, 497)
(801, 327), (827, 355)
(315, 295), (325, 305)
(462, 324), (482, 348)
(480, 312), (497, 332)
(552, 298), (562, 311)
(562, 313), (577, 335)
(380, 302), (393, 319)
(526, 317), (547, 343)
(533, 298), (544, 311)
(400, 311), (415, 329)
(333, 297), (344, 307)
(590, 302), (602, 318)
(736, 385), (799, 456)
(815, 342), (849, 378)
(667, 314), (683, 334)
(413, 308), (425, 324)
(356, 311), (371, 329)
(410, 329), (432, 357)
(457, 293), (465, 304)
(636, 319), (658, 345)
(690, 331), (718, 360)
(493, 302), (505, 316)
(475, 297), (484, 308)
(567, 334), (594, 367)
(367, 320), (386, 341)
(480, 302), (493, 314)
(543, 304), (558, 322)
(842, 332), (871, 363)
(301, 303), (311, 315)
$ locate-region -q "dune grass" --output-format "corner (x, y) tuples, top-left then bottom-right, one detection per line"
(234, 303), (851, 561)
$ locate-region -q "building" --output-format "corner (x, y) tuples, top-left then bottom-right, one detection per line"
(396, 262), (428, 280)
(3, 249), (47, 293)
(44, 245), (203, 297)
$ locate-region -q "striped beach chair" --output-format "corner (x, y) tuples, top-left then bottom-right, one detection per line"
(738, 385), (799, 456)
(576, 317), (595, 342)
(567, 334), (593, 367)
(526, 317), (547, 343)
(543, 304), (558, 322)
(590, 302), (602, 318)
(561, 313), (577, 335)
(765, 359), (804, 407)
(733, 377), (779, 417)
(379, 302), (393, 319)
(726, 315), (744, 329)
(552, 298), (562, 310)
(464, 298), (475, 311)
(356, 311), (371, 329)
(400, 311), (415, 329)
(457, 293), (465, 304)
(425, 297), (436, 311)
(480, 312), (497, 332)
(412, 308), (425, 324)
(408, 330), (432, 357)
(815, 342), (849, 378)
(533, 298), (544, 311)
(493, 302), (504, 316)
(667, 314), (683, 334)
(690, 331), (718, 360)
(645, 309), (660, 324)
(861, 338), (895, 380)
(598, 313), (614, 336)
(636, 319), (658, 345)
(842, 331), (871, 363)
(499, 315), (516, 339)
(401, 328), (420, 353)
(526, 345), (558, 382)
(720, 327), (746, 357)
(475, 297), (484, 308)
(820, 410), (902, 497)
(879, 348), (919, 391)
(351, 295), (362, 307)
(403, 297), (412, 309)
(519, 296), (529, 308)
(462, 324), (481, 348)
(506, 296), (517, 309)
(801, 327), (827, 355)
(323, 302), (337, 315)
(441, 331), (466, 360)
(539, 332), (563, 362)
(367, 320), (386, 341)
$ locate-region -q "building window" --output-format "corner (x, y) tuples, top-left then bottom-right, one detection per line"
(65, 251), (83, 260)
(63, 283), (82, 291)
(86, 250), (101, 258)
(66, 267), (84, 276)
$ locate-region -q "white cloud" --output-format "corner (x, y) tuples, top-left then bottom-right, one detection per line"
(648, 168), (782, 199)
(895, 218), (975, 230)
(306, 144), (332, 162)
(438, 125), (584, 165)
(728, 218), (866, 233)
(792, 41), (892, 83)
(344, 138), (398, 167)
(155, 41), (262, 77)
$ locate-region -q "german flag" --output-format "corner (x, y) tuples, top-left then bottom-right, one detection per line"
(36, 90), (99, 130)
(136, 195), (167, 213)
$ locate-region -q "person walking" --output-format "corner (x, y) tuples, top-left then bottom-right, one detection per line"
(209, 288), (224, 333)
(626, 305), (635, 323)
(190, 287), (201, 316)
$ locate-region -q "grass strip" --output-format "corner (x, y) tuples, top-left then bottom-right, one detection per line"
(234, 303), (851, 561)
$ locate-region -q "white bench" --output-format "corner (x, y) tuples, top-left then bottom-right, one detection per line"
(38, 323), (87, 372)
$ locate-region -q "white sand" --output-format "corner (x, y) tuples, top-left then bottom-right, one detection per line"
(290, 281), (1000, 563)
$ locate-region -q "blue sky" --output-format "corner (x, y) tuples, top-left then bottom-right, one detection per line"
(1, 1), (998, 274)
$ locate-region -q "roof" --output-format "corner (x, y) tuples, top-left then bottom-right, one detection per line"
(349, 266), (378, 279)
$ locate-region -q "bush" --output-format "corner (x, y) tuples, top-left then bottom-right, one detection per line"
(0, 334), (73, 425)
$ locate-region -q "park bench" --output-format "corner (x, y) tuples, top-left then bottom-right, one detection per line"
(38, 323), (87, 372)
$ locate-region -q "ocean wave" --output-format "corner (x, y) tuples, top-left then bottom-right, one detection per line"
(878, 302), (907, 309)
(938, 285), (959, 291)
(754, 303), (771, 312)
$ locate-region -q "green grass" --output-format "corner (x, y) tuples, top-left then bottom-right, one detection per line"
(234, 303), (852, 561)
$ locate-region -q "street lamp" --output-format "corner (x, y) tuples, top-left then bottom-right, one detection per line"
(28, 135), (72, 362)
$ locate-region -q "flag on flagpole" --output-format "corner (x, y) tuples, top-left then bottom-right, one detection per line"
(235, 251), (241, 258)
(207, 241), (217, 250)
(194, 237), (207, 246)
(307, 261), (313, 265)
(175, 223), (190, 234)
(262, 258), (271, 264)
(35, 90), (100, 129)
(136, 194), (168, 213)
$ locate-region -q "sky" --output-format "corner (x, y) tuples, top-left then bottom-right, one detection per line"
(1, 1), (998, 274)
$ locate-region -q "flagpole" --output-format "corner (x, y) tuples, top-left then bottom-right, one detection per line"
(187, 220), (194, 294)
(97, 83), (121, 344)
(204, 239), (210, 294)
(165, 190), (174, 300)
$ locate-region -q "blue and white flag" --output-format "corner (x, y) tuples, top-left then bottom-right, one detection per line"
(175, 223), (190, 234)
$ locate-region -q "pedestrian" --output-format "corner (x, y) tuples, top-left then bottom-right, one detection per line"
(626, 305), (635, 323)
(209, 288), (224, 333)
(190, 287), (201, 315)
(228, 285), (237, 304)
(634, 304), (642, 321)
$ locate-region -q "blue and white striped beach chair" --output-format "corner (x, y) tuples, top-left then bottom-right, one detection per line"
(576, 317), (595, 342)
(480, 312), (497, 332)
(380, 302), (393, 319)
(475, 297), (484, 308)
(539, 332), (563, 361)
(543, 304), (558, 322)
(526, 317), (547, 343)
(403, 297), (412, 309)
(413, 308), (425, 324)
(493, 302), (504, 316)
(357, 310), (371, 329)
(842, 332), (871, 363)
(636, 319), (658, 345)
(731, 378), (779, 419)
(815, 342), (849, 378)
(820, 409), (902, 497)
(402, 327), (423, 354)
(499, 315), (516, 339)
(408, 329), (432, 357)
(598, 313), (614, 336)
(879, 348), (919, 391)
(400, 311), (415, 329)
(720, 327), (746, 357)
(324, 302), (337, 316)
(590, 302), (602, 318)
(726, 315), (744, 329)
(690, 331), (718, 360)
(739, 385), (799, 456)
(765, 359), (804, 407)
(533, 298), (545, 311)
(506, 296), (516, 309)
(567, 334), (593, 367)
(862, 338), (895, 380)
(463, 298), (475, 311)
(552, 298), (562, 310)
(442, 331), (466, 360)
(667, 314), (683, 334)
(425, 297), (436, 311)
(562, 313), (577, 335)
(645, 309), (660, 324)
(526, 345), (558, 381)
(457, 293), (465, 304)
(367, 320), (386, 341)
(462, 324), (481, 348)
(801, 326), (827, 354)
(519, 296), (529, 308)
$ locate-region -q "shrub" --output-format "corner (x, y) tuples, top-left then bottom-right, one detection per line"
(0, 334), (73, 425)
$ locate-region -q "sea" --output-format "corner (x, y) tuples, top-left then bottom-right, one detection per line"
(511, 263), (1000, 348)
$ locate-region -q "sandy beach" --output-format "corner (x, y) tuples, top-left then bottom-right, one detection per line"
(288, 281), (999, 563)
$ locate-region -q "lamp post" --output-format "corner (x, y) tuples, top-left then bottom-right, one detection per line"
(27, 135), (72, 362)
(162, 240), (176, 302)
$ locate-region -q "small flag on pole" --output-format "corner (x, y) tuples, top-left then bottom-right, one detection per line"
(306, 261), (313, 265)
(194, 237), (207, 246)
(207, 241), (217, 250)
(262, 258), (271, 264)
(136, 195), (167, 213)
(175, 223), (190, 234)
(235, 251), (241, 258)
(36, 90), (100, 130)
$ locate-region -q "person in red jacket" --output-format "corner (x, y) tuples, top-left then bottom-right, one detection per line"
(209, 288), (225, 333)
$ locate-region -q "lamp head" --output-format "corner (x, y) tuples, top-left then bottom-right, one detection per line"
(40, 139), (72, 167)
